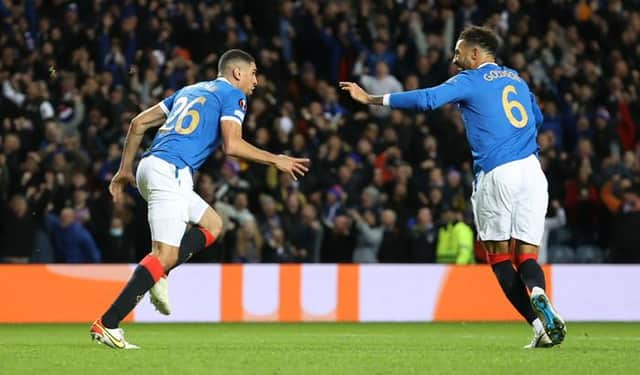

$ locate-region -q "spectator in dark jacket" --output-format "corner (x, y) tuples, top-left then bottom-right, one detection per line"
(409, 207), (437, 263)
(1, 195), (36, 262)
(377, 209), (409, 263)
(48, 207), (101, 263)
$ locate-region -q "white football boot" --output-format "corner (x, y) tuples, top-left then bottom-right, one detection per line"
(149, 276), (171, 315)
(524, 319), (554, 349)
(530, 287), (567, 345)
(90, 319), (139, 349)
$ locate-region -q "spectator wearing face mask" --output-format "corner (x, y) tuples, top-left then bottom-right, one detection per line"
(103, 217), (135, 263)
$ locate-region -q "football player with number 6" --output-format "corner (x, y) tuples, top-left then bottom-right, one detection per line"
(340, 26), (566, 349)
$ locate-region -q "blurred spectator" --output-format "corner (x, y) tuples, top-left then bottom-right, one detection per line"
(290, 203), (323, 263)
(234, 219), (263, 263)
(47, 207), (101, 263)
(262, 227), (294, 263)
(321, 215), (355, 263)
(409, 207), (438, 263)
(435, 207), (474, 264)
(1, 195), (35, 263)
(602, 180), (640, 263)
(356, 61), (403, 118)
(349, 209), (383, 263)
(103, 217), (135, 263)
(377, 209), (409, 263)
(540, 200), (567, 265)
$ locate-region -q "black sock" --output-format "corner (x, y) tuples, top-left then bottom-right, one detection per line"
(518, 259), (546, 292)
(102, 265), (155, 329)
(170, 227), (214, 272)
(492, 260), (538, 324)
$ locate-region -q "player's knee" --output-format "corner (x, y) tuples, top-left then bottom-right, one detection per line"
(152, 244), (179, 271)
(158, 251), (178, 271)
(200, 208), (223, 238)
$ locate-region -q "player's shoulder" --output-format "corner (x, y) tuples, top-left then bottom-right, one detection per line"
(213, 78), (245, 98)
(444, 69), (478, 86)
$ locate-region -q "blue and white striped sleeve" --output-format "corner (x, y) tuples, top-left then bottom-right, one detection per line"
(159, 92), (177, 115)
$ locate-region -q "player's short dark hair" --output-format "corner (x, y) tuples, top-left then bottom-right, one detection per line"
(218, 49), (255, 75)
(459, 26), (500, 57)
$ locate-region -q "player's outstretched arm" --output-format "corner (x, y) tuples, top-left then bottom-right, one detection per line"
(340, 73), (472, 112)
(220, 120), (310, 180)
(109, 104), (167, 203)
(339, 82), (384, 105)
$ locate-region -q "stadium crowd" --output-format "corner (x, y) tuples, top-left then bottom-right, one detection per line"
(1, 0), (639, 264)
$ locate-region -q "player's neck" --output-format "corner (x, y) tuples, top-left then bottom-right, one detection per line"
(473, 59), (497, 69)
(217, 75), (240, 89)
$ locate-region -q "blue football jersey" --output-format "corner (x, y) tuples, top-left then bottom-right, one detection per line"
(388, 63), (543, 173)
(148, 78), (247, 170)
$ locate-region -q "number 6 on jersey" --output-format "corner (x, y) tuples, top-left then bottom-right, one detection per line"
(502, 85), (528, 128)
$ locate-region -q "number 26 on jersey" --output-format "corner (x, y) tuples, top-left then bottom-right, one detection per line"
(159, 96), (206, 135)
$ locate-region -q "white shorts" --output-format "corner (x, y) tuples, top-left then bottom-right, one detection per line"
(136, 155), (209, 247)
(470, 154), (548, 246)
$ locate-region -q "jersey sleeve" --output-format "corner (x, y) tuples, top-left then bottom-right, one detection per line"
(220, 89), (247, 126)
(159, 91), (177, 115)
(387, 71), (474, 111)
(529, 92), (544, 129)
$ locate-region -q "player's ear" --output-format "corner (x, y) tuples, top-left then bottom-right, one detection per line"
(232, 66), (241, 81)
(471, 46), (480, 60)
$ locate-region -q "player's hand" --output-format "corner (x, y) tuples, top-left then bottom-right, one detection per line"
(275, 155), (310, 181)
(339, 82), (371, 105)
(109, 170), (136, 203)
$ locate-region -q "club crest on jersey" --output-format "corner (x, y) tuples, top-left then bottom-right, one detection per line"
(239, 98), (247, 112)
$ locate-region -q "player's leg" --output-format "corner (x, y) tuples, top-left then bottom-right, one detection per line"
(175, 197), (223, 267)
(149, 187), (222, 314)
(514, 241), (546, 292)
(100, 241), (177, 326)
(91, 156), (185, 347)
(473, 162), (551, 348)
(514, 240), (565, 346)
(512, 154), (565, 345)
(484, 240), (539, 324)
(91, 240), (178, 348)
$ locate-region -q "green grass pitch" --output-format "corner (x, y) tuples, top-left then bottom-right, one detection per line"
(1, 323), (639, 374)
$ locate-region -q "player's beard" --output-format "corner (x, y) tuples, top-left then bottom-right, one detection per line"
(455, 57), (471, 71)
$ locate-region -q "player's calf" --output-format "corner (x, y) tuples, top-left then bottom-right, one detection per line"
(488, 252), (538, 323)
(515, 252), (546, 292)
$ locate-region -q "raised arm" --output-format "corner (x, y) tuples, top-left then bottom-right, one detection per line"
(109, 103), (167, 203)
(220, 120), (310, 181)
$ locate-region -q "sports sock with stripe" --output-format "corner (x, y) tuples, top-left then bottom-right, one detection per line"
(490, 256), (538, 324)
(101, 254), (165, 329)
(516, 257), (546, 292)
(172, 227), (216, 270)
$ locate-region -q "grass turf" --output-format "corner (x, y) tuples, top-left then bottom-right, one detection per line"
(1, 323), (639, 374)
